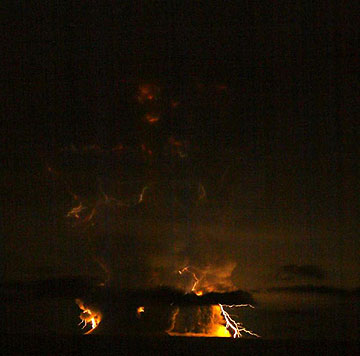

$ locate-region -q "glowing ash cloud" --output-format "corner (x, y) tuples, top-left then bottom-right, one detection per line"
(47, 81), (260, 338)
(172, 266), (259, 338)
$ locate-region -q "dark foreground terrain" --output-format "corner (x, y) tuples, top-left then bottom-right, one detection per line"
(1, 335), (358, 355)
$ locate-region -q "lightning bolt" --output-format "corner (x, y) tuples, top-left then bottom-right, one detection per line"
(178, 266), (260, 338)
(218, 304), (260, 338)
(179, 266), (200, 292)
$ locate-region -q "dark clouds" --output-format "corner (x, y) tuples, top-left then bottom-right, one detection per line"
(2, 277), (255, 306)
(266, 285), (359, 299)
(276, 265), (326, 281)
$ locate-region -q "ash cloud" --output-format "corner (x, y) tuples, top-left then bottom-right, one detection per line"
(41, 88), (263, 336)
(51, 144), (243, 293)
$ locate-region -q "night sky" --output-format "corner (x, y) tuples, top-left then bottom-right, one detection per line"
(2, 2), (359, 341)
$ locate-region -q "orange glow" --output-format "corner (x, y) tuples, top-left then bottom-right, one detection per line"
(175, 266), (260, 338)
(209, 305), (231, 337)
(144, 113), (159, 124)
(137, 84), (160, 103)
(76, 299), (102, 335)
(167, 137), (187, 158)
(167, 305), (231, 338)
(66, 202), (86, 219)
(136, 306), (145, 318)
(168, 137), (183, 147)
(140, 143), (153, 156)
(174, 268), (231, 337)
(47, 166), (55, 174)
(211, 324), (232, 337)
(179, 266), (199, 292)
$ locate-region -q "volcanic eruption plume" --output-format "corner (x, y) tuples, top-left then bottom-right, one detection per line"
(46, 82), (259, 338)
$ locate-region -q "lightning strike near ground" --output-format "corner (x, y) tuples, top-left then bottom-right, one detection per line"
(176, 266), (260, 338)
(45, 81), (261, 338)
(219, 304), (260, 338)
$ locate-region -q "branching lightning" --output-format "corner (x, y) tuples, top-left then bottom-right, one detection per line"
(218, 304), (260, 338)
(178, 266), (260, 338)
(48, 81), (260, 338)
(179, 266), (200, 293)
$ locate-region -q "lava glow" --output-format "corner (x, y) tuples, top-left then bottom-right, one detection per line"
(136, 306), (145, 318)
(76, 298), (102, 335)
(211, 305), (232, 337)
(168, 305), (231, 338)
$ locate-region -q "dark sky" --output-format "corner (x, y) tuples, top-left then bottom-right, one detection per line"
(2, 2), (359, 340)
